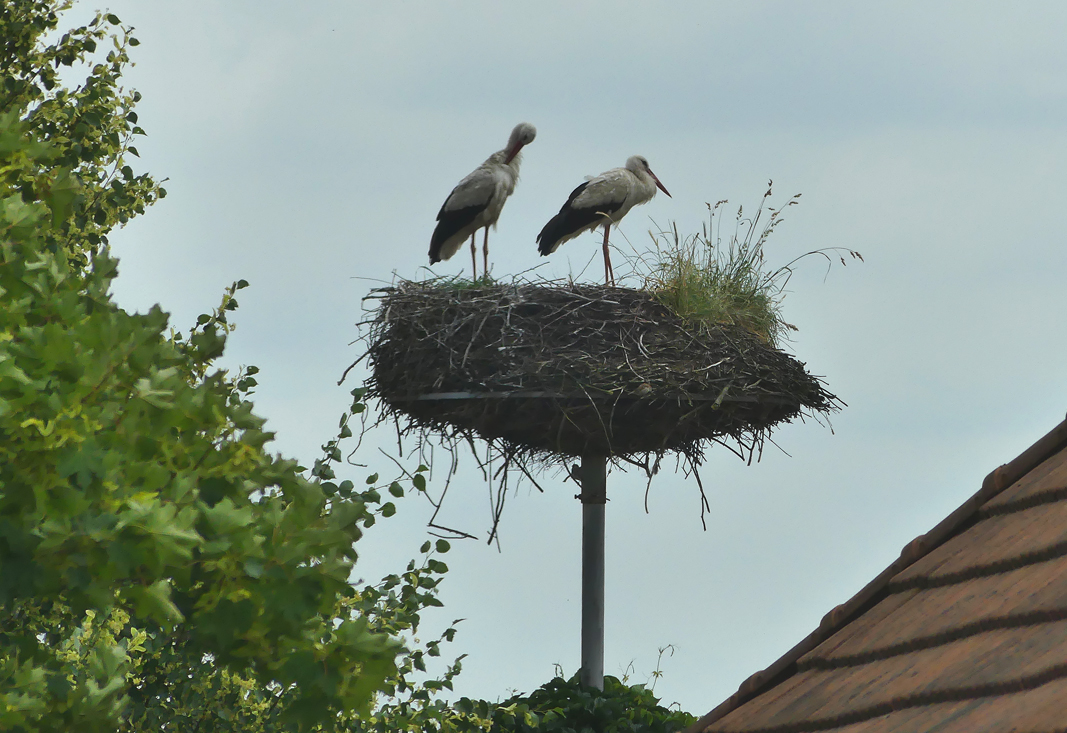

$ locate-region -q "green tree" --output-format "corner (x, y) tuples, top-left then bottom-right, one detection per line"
(0, 3), (438, 730)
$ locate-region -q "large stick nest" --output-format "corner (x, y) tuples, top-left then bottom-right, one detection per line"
(362, 280), (840, 463)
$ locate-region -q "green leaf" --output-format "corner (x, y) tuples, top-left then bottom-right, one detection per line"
(126, 579), (184, 626)
(203, 498), (253, 534)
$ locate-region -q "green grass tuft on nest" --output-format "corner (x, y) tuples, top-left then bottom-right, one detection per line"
(637, 183), (862, 348)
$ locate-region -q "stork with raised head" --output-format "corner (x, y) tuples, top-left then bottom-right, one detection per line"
(429, 122), (537, 279)
(536, 155), (670, 285)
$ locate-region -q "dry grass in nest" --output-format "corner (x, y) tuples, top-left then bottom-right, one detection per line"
(358, 279), (840, 466)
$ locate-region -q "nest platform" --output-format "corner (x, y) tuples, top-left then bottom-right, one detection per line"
(364, 281), (839, 461)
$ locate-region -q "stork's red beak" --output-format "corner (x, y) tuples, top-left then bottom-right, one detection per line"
(504, 142), (523, 164)
(650, 169), (671, 198)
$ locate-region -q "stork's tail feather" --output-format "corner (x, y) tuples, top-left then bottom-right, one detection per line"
(428, 226), (451, 264)
(536, 213), (568, 256)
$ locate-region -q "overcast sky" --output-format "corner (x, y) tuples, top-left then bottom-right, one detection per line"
(97, 1), (1067, 717)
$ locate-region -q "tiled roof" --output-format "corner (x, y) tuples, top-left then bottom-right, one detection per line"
(690, 415), (1067, 733)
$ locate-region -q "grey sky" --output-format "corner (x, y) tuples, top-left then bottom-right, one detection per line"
(101, 1), (1067, 715)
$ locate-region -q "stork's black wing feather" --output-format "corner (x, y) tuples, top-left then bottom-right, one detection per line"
(429, 203), (483, 263)
(428, 167), (498, 263)
(536, 181), (624, 256)
(561, 180), (591, 209)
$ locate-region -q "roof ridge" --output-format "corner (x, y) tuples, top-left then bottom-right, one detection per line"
(798, 606), (1067, 671)
(688, 412), (1067, 733)
(981, 484), (1067, 517)
(888, 537), (1067, 591)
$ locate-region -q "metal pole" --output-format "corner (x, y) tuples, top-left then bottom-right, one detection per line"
(578, 454), (606, 690)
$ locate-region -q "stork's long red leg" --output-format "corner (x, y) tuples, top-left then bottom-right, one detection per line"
(469, 233), (477, 280)
(483, 227), (489, 279)
(602, 224), (614, 286)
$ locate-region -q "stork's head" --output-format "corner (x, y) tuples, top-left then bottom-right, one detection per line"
(626, 155), (671, 198)
(505, 122), (537, 164)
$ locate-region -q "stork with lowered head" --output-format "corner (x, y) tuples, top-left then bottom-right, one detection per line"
(429, 122), (537, 279)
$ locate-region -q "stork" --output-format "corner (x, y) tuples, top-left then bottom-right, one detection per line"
(536, 155), (670, 285)
(429, 122), (537, 279)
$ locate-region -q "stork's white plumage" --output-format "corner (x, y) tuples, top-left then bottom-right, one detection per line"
(536, 155), (671, 285)
(429, 122), (537, 279)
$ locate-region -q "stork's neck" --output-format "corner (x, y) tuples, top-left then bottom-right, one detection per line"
(482, 152), (521, 193)
(632, 169), (658, 201)
(487, 148), (521, 172)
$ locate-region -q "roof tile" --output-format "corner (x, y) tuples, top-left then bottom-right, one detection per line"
(806, 557), (1067, 665)
(890, 496), (1067, 586)
(715, 623), (1067, 730)
(983, 445), (1067, 511)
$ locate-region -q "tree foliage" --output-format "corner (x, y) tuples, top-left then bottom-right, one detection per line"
(460, 674), (695, 733)
(1, 0), (164, 266)
(0, 3), (437, 730)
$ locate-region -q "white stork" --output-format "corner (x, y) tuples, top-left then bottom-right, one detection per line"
(429, 122), (537, 279)
(536, 155), (670, 285)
